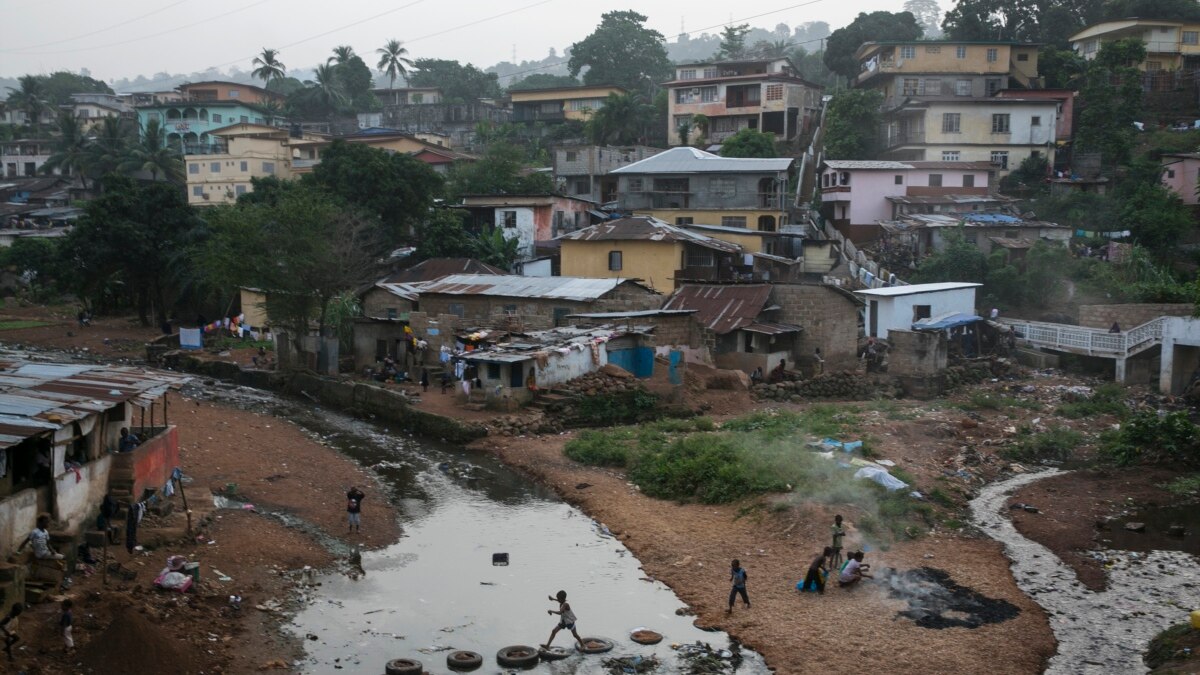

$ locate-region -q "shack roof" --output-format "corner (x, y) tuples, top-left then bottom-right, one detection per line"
(457, 325), (645, 364)
(383, 258), (506, 284)
(610, 147), (793, 174)
(0, 359), (189, 449)
(856, 282), (980, 298)
(557, 217), (741, 253)
(663, 284), (776, 334)
(418, 274), (655, 301)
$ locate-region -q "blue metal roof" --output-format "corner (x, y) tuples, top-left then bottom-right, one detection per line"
(912, 312), (982, 331)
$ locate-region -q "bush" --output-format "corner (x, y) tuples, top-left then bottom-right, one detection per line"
(1162, 474), (1200, 496)
(1103, 411), (1200, 466)
(629, 434), (786, 504)
(958, 392), (1041, 411)
(573, 389), (659, 425)
(1057, 383), (1128, 419)
(1004, 426), (1084, 463)
(564, 430), (634, 467)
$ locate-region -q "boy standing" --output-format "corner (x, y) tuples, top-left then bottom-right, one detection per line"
(60, 599), (74, 653)
(727, 559), (750, 613)
(830, 515), (845, 572)
(542, 590), (584, 650)
(346, 487), (365, 534)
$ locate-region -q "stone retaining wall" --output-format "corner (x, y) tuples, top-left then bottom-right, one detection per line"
(1078, 303), (1193, 330)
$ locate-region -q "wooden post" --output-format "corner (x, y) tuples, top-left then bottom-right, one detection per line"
(163, 394), (169, 427)
(139, 405), (145, 431)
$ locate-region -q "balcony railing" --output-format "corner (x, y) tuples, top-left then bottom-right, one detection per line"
(882, 131), (925, 148)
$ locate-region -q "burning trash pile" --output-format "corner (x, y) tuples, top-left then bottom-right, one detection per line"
(881, 567), (1020, 629)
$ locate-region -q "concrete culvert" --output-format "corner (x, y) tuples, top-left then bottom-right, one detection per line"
(446, 650), (482, 670)
(384, 657), (423, 675)
(538, 645), (572, 661)
(630, 629), (663, 645)
(577, 637), (615, 654)
(496, 645), (540, 667)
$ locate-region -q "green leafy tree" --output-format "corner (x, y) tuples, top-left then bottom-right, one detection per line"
(334, 54), (378, 111)
(719, 128), (778, 158)
(251, 48), (287, 85)
(1103, 0), (1200, 21)
(329, 45), (357, 66)
(824, 12), (923, 79)
(752, 39), (796, 60)
(86, 117), (134, 182)
(446, 142), (554, 200)
(266, 76), (305, 97)
(568, 11), (672, 94)
(677, 120), (691, 146)
(1038, 46), (1087, 89)
(508, 74), (581, 91)
(123, 117), (184, 182)
(6, 75), (49, 135)
(42, 112), (91, 188)
(307, 140), (443, 240)
(304, 63), (348, 114)
(1075, 38), (1146, 167)
(585, 92), (655, 145)
(715, 24), (752, 60)
(39, 71), (113, 106)
(414, 209), (475, 259)
(822, 89), (883, 160)
(1119, 181), (1192, 257)
(941, 0), (1103, 47)
(471, 226), (519, 269)
(376, 39), (415, 90)
(409, 59), (502, 103)
(0, 238), (73, 301)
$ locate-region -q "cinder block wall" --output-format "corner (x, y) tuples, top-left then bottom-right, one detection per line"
(771, 284), (861, 368)
(888, 329), (947, 377)
(1078, 304), (1193, 330)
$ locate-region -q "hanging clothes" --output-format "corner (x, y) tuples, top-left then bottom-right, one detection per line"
(163, 480), (175, 498)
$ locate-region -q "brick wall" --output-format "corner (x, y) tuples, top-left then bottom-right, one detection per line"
(888, 329), (947, 377)
(1078, 304), (1193, 330)
(771, 284), (861, 368)
(361, 288), (414, 319)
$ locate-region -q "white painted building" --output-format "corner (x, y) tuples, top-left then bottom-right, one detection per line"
(856, 282), (980, 339)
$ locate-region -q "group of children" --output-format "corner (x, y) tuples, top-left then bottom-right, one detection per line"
(1, 599), (73, 661)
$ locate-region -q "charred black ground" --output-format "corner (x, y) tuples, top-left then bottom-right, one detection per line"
(882, 567), (1021, 630)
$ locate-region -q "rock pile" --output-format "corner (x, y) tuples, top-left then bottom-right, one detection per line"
(555, 365), (644, 398)
(487, 413), (563, 437)
(943, 358), (1016, 389)
(752, 371), (872, 401)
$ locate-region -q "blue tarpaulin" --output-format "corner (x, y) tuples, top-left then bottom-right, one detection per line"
(912, 313), (982, 331)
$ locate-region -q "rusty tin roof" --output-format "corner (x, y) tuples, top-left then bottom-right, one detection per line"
(663, 284), (776, 334)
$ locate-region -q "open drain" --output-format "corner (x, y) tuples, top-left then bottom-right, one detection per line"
(882, 567), (1020, 629)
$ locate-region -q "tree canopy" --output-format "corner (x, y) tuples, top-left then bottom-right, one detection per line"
(585, 92), (656, 145)
(715, 24), (752, 61)
(1075, 38), (1146, 167)
(719, 129), (778, 158)
(822, 89), (884, 160)
(445, 142), (554, 201)
(507, 74), (581, 91)
(568, 11), (673, 94)
(824, 12), (923, 79)
(409, 59), (502, 103)
(940, 0), (1105, 47)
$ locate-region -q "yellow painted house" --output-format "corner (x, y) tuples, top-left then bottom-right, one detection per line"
(1071, 19), (1200, 71)
(558, 216), (742, 291)
(510, 85), (626, 123)
(185, 124), (301, 205)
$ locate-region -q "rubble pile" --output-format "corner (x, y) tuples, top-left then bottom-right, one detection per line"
(487, 413), (563, 437)
(943, 358), (1018, 389)
(555, 365), (645, 398)
(751, 371), (872, 401)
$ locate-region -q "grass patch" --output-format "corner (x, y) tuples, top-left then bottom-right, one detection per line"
(956, 392), (1041, 412)
(1145, 624), (1197, 670)
(208, 336), (273, 351)
(1057, 383), (1129, 419)
(1003, 426), (1084, 463)
(1162, 474), (1200, 497)
(573, 389), (660, 426)
(929, 487), (957, 508)
(563, 429), (636, 467)
(0, 319), (51, 330)
(721, 405), (860, 440)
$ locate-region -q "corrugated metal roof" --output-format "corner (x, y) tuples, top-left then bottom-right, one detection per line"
(419, 274), (656, 301)
(823, 160), (913, 170)
(567, 309), (696, 319)
(743, 321), (802, 335)
(557, 217), (741, 253)
(663, 284), (773, 334)
(610, 147), (792, 174)
(0, 359), (189, 449)
(886, 194), (1013, 205)
(383, 258), (506, 284)
(856, 282), (981, 298)
(373, 282), (421, 302)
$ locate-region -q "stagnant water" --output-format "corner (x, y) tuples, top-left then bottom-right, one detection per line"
(190, 383), (768, 674)
(970, 470), (1200, 675)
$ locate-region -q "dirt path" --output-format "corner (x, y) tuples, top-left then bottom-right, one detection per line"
(474, 433), (1056, 675)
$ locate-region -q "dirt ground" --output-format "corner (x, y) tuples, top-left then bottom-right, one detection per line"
(8, 392), (400, 674)
(472, 432), (1057, 675)
(1007, 467), (1182, 591)
(0, 302), (161, 360)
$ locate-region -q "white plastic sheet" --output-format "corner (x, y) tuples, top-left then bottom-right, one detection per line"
(854, 466), (909, 492)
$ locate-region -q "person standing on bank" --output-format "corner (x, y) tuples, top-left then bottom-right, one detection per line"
(347, 486), (365, 534)
(727, 559), (750, 613)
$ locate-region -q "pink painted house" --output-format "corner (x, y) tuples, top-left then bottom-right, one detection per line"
(1162, 153), (1200, 205)
(819, 160), (996, 242)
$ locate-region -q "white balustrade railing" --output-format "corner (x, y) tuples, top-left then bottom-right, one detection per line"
(1002, 317), (1166, 358)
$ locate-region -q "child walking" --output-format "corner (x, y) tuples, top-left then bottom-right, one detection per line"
(541, 590), (584, 650)
(1, 603), (22, 661)
(60, 599), (73, 653)
(728, 559), (750, 613)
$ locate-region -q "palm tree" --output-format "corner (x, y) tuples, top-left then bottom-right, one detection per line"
(309, 64), (348, 109)
(587, 93), (652, 145)
(760, 39), (795, 59)
(86, 117), (132, 182)
(376, 39), (415, 90)
(122, 118), (184, 182)
(42, 112), (91, 188)
(6, 75), (49, 136)
(329, 45), (357, 66)
(251, 48), (286, 85)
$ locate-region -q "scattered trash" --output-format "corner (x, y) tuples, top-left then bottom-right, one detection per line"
(212, 568), (233, 582)
(602, 654), (660, 673)
(876, 459), (896, 467)
(1125, 522), (1146, 532)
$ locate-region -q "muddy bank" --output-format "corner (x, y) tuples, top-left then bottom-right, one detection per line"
(473, 433), (1056, 675)
(971, 470), (1200, 674)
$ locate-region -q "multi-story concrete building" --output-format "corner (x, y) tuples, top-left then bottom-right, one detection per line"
(663, 58), (823, 146)
(552, 145), (664, 204)
(184, 123), (298, 205)
(611, 147), (794, 232)
(372, 87), (442, 106)
(176, 81), (286, 106)
(136, 81), (286, 151)
(69, 93), (132, 132)
(510, 85), (626, 123)
(856, 41), (1041, 105)
(1070, 18), (1200, 71)
(1, 139), (54, 178)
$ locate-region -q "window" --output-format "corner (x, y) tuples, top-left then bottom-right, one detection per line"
(627, 178), (644, 192)
(675, 87), (717, 104)
(412, 93), (424, 103)
(900, 45), (916, 59)
(1084, 39), (1098, 55)
(709, 177), (736, 197)
(902, 78), (920, 96)
(1168, 168), (1177, 178)
(686, 247), (714, 267)
(573, 179), (589, 195)
(502, 210), (517, 228)
(986, 48), (998, 62)
(240, 115), (249, 123)
(654, 177), (689, 193)
(990, 151), (1009, 169)
(235, 184), (247, 195)
(486, 363), (500, 379)
(212, 113), (222, 123)
(502, 304), (517, 314)
(680, 69), (697, 80)
(568, 99), (600, 111)
(447, 303), (465, 318)
(565, 150), (578, 162)
(955, 80), (972, 96)
(991, 114), (1011, 133)
(210, 162), (221, 173)
(1146, 61), (1163, 71)
(228, 89), (240, 98)
(840, 171), (850, 185)
(929, 174), (943, 187)
(720, 216), (747, 228)
(240, 160), (248, 171)
(702, 67), (719, 78)
(986, 79), (1002, 96)
(894, 175), (904, 185)
(673, 114), (692, 130)
(942, 151), (960, 161)
(701, 87), (719, 103)
(386, 307), (397, 320)
(765, 84), (784, 101)
(913, 305), (931, 321)
(188, 163), (199, 174)
(192, 186), (203, 197)
(942, 113), (961, 133)
(675, 217), (694, 225)
(1017, 53), (1029, 62)
(924, 79), (942, 95)
(262, 161), (275, 174)
(1031, 115), (1041, 126)
(925, 45), (941, 53)
(1185, 31), (1199, 45)
(956, 46), (967, 59)
(608, 251), (623, 271)
(963, 174), (975, 188)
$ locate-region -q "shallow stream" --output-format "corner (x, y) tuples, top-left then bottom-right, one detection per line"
(193, 383), (768, 674)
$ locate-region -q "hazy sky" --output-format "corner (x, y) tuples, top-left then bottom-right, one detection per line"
(1, 0), (907, 84)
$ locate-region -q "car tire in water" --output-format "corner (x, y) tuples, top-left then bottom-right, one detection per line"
(577, 637), (615, 654)
(496, 645), (540, 668)
(385, 658), (423, 675)
(631, 629), (663, 645)
(446, 650), (483, 671)
(538, 645), (572, 661)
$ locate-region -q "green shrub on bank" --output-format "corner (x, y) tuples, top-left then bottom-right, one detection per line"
(1004, 426), (1084, 463)
(564, 429), (636, 467)
(573, 389), (659, 425)
(1057, 383), (1129, 419)
(1163, 474), (1200, 496)
(1103, 411), (1200, 466)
